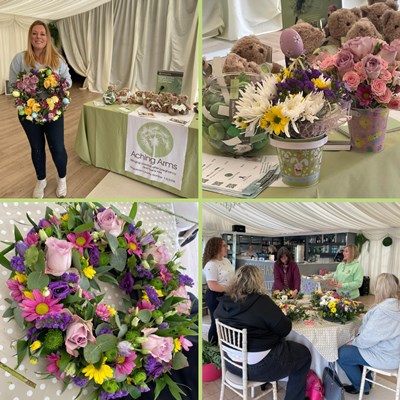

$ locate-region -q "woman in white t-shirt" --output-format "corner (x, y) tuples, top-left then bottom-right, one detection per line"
(203, 237), (234, 344)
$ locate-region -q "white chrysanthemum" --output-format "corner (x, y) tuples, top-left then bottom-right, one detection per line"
(256, 75), (279, 101)
(302, 92), (324, 123)
(281, 93), (305, 120)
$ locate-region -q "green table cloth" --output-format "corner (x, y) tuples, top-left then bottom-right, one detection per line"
(203, 128), (400, 198)
(75, 100), (198, 198)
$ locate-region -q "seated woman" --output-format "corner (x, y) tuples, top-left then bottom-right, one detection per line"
(272, 247), (301, 297)
(338, 273), (400, 395)
(330, 244), (363, 299)
(214, 265), (311, 400)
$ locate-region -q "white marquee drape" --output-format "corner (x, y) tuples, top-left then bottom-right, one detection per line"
(1, 0), (198, 102)
(203, 202), (400, 295)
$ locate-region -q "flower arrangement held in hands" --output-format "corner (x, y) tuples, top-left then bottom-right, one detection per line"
(12, 68), (71, 124)
(1, 202), (196, 400)
(233, 56), (350, 139)
(320, 36), (400, 110)
(310, 290), (364, 324)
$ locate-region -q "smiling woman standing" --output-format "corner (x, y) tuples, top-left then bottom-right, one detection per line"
(9, 20), (72, 199)
(203, 237), (234, 344)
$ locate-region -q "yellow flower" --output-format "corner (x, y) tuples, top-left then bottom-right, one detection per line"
(30, 340), (41, 351)
(25, 107), (33, 115)
(312, 77), (331, 90)
(12, 90), (20, 97)
(14, 272), (27, 284)
(107, 305), (116, 317)
(82, 265), (96, 279)
(46, 98), (55, 110)
(331, 308), (337, 314)
(24, 291), (34, 299)
(61, 213), (69, 222)
(27, 98), (36, 108)
(51, 95), (59, 103)
(262, 106), (290, 135)
(82, 360), (113, 384)
(155, 289), (163, 297)
(142, 292), (149, 302)
(44, 80), (51, 89)
(328, 301), (337, 309)
(30, 358), (37, 364)
(174, 338), (181, 353)
(32, 103), (41, 113)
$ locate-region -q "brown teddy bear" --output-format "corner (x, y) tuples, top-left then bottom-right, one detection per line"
(346, 17), (383, 40)
(291, 22), (326, 57)
(223, 53), (261, 74)
(368, 0), (392, 5)
(326, 8), (362, 46)
(382, 9), (400, 42)
(360, 0), (398, 33)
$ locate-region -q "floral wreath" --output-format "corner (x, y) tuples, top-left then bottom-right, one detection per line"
(0, 202), (197, 400)
(12, 68), (71, 124)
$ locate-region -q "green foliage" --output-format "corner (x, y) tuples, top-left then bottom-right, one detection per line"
(355, 234), (369, 252)
(202, 339), (221, 368)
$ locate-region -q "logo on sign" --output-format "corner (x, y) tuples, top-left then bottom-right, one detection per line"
(137, 122), (174, 157)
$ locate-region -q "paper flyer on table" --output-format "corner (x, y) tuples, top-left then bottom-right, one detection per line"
(125, 109), (191, 190)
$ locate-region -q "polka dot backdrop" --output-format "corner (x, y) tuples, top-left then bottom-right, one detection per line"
(0, 201), (198, 400)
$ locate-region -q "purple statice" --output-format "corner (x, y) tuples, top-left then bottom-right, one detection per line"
(144, 355), (164, 379)
(178, 273), (194, 287)
(89, 247), (100, 267)
(97, 326), (113, 336)
(15, 241), (29, 256)
(158, 322), (169, 329)
(145, 285), (163, 308)
(136, 265), (153, 280)
(120, 272), (134, 294)
(138, 385), (150, 393)
(61, 272), (79, 283)
(35, 312), (72, 331)
(70, 376), (89, 387)
(26, 326), (39, 341)
(10, 256), (26, 273)
(100, 391), (129, 400)
(48, 281), (71, 299)
(128, 223), (136, 234)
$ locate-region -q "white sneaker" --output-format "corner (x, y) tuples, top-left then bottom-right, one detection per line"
(56, 176), (67, 198)
(33, 179), (47, 199)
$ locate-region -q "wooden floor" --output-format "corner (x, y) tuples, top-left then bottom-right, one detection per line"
(0, 84), (108, 199)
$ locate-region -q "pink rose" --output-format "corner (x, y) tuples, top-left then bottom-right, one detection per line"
(389, 96), (400, 110)
(149, 245), (171, 265)
(362, 55), (382, 79)
(371, 79), (388, 96)
(343, 37), (378, 62)
(343, 71), (361, 91)
(378, 43), (397, 66)
(45, 237), (74, 276)
(65, 314), (96, 356)
(391, 39), (400, 60)
(380, 69), (393, 83)
(319, 55), (337, 71)
(141, 328), (174, 363)
(170, 286), (192, 316)
(95, 208), (125, 236)
(392, 70), (400, 86)
(335, 49), (355, 77)
(376, 87), (392, 103)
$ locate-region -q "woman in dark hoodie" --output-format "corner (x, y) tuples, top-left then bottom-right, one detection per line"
(214, 264), (311, 400)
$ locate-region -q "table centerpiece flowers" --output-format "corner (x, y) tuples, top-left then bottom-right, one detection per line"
(271, 289), (304, 300)
(12, 68), (71, 124)
(0, 202), (197, 400)
(233, 56), (350, 186)
(319, 36), (400, 152)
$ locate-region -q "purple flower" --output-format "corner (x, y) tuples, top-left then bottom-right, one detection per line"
(26, 326), (39, 340)
(178, 274), (194, 287)
(144, 354), (164, 379)
(61, 272), (79, 283)
(37, 218), (51, 229)
(136, 265), (154, 280)
(158, 322), (169, 329)
(15, 241), (29, 256)
(145, 285), (163, 308)
(35, 312), (72, 331)
(120, 272), (134, 294)
(100, 391), (130, 400)
(141, 232), (155, 245)
(89, 247), (100, 267)
(48, 281), (71, 299)
(10, 256), (26, 273)
(70, 376), (89, 387)
(128, 223), (136, 234)
(98, 326), (113, 335)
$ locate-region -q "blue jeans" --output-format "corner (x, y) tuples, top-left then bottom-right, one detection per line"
(19, 116), (67, 180)
(338, 345), (372, 392)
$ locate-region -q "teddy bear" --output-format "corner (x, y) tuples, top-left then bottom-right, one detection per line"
(382, 9), (400, 42)
(368, 0), (392, 5)
(360, 0), (398, 33)
(326, 8), (362, 46)
(291, 22), (326, 58)
(223, 53), (261, 74)
(346, 17), (383, 40)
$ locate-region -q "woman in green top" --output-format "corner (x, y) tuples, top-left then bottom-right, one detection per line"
(330, 244), (363, 299)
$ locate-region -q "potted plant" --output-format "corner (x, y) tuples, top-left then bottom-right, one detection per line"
(202, 339), (222, 382)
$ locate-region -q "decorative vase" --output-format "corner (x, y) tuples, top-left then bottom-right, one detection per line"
(202, 363), (222, 382)
(269, 134), (328, 187)
(103, 88), (117, 105)
(202, 73), (268, 156)
(348, 107), (389, 153)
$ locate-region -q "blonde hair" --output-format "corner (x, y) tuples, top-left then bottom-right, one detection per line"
(375, 273), (400, 304)
(226, 264), (266, 303)
(24, 20), (61, 69)
(345, 244), (359, 263)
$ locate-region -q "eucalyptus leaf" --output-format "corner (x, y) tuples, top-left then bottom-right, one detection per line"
(96, 334), (117, 351)
(74, 222), (94, 234)
(67, 212), (75, 230)
(72, 250), (82, 270)
(117, 324), (128, 339)
(137, 309), (152, 323)
(24, 246), (39, 268)
(98, 274), (119, 286)
(89, 278), (101, 291)
(27, 271), (49, 290)
(172, 352), (189, 370)
(59, 350), (70, 373)
(94, 265), (113, 274)
(105, 232), (119, 255)
(110, 248), (127, 272)
(2, 307), (14, 319)
(79, 275), (90, 290)
(83, 341), (101, 364)
(33, 250), (46, 273)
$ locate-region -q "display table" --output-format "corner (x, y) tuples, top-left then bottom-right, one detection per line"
(75, 101), (198, 198)
(301, 275), (333, 294)
(203, 126), (400, 198)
